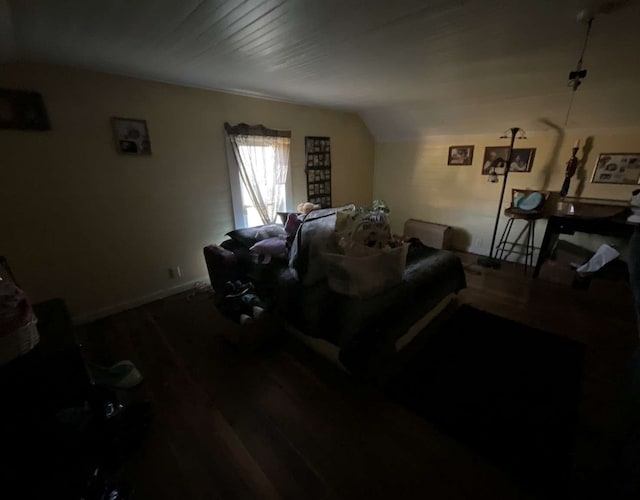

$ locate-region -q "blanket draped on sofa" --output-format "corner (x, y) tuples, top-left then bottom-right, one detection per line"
(204, 206), (467, 377)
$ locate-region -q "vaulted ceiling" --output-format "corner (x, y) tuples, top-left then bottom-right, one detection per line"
(3, 0), (640, 140)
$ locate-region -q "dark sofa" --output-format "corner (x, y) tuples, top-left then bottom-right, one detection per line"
(204, 208), (466, 376)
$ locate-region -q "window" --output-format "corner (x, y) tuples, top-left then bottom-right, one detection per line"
(225, 123), (291, 228)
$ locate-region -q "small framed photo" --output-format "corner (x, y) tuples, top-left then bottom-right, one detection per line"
(482, 147), (510, 175)
(481, 147), (536, 175)
(448, 145), (474, 165)
(111, 117), (151, 154)
(591, 153), (640, 184)
(509, 148), (536, 173)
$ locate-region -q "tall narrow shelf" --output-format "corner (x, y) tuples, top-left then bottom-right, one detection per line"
(304, 136), (332, 208)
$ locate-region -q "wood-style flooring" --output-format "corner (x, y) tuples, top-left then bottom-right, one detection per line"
(75, 251), (640, 500)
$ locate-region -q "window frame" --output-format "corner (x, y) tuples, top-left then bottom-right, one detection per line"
(225, 134), (292, 229)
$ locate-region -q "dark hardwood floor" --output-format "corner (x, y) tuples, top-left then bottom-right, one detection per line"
(75, 251), (640, 500)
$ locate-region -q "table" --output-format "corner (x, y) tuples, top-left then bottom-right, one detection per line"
(533, 199), (634, 278)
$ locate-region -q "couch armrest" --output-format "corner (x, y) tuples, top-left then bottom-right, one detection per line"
(203, 244), (238, 295)
(403, 219), (452, 250)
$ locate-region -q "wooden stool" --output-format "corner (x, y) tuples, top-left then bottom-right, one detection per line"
(496, 190), (550, 273)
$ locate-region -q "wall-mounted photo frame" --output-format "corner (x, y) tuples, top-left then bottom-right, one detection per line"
(481, 146), (509, 175)
(591, 152), (640, 184)
(111, 117), (151, 154)
(305, 135), (332, 208)
(0, 89), (51, 130)
(448, 145), (474, 165)
(509, 148), (536, 173)
(481, 147), (536, 175)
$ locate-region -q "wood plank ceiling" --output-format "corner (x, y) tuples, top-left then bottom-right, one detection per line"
(4, 0), (640, 139)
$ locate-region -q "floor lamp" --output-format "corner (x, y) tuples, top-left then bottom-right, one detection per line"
(478, 127), (527, 269)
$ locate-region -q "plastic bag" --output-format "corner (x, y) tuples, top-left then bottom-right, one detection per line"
(576, 244), (620, 275)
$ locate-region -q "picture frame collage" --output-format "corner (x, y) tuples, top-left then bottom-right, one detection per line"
(307, 168), (331, 198)
(448, 144), (537, 176)
(481, 147), (536, 176)
(448, 142), (640, 185)
(305, 136), (332, 208)
(306, 138), (331, 168)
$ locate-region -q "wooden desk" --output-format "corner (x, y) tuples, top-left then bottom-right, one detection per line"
(533, 199), (634, 278)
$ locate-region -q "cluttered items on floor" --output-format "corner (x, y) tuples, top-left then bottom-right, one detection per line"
(1, 297), (153, 500)
(0, 256), (152, 499)
(218, 279), (266, 324)
(88, 359), (144, 390)
(214, 278), (280, 348)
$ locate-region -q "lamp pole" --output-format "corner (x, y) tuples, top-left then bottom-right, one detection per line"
(478, 127), (522, 269)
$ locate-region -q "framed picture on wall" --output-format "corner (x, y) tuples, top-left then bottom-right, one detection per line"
(481, 147), (536, 175)
(591, 153), (640, 184)
(448, 145), (474, 165)
(481, 147), (510, 175)
(509, 148), (536, 173)
(0, 88), (51, 130)
(111, 117), (152, 154)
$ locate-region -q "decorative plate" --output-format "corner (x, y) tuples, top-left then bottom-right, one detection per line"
(516, 192), (544, 211)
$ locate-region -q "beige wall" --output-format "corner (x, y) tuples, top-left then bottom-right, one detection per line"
(0, 63), (374, 322)
(375, 128), (640, 260)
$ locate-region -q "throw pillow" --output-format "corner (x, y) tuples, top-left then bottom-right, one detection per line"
(250, 236), (288, 264)
(284, 212), (303, 246)
(226, 224), (287, 249)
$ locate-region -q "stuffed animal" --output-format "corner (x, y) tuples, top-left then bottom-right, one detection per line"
(297, 202), (321, 214)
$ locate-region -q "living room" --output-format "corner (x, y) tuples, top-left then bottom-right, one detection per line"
(2, 1), (640, 499)
(2, 2), (640, 323)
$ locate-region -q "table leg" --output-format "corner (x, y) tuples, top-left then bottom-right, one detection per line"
(534, 218), (560, 278)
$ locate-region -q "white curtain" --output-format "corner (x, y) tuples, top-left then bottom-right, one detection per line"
(225, 123), (290, 226)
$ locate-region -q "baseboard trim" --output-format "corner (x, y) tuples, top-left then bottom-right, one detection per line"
(71, 276), (211, 325)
